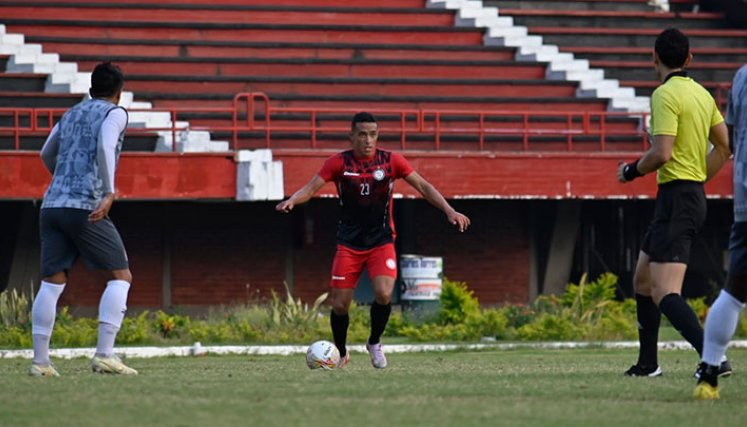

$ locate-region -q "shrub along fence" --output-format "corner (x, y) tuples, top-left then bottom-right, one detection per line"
(1, 274), (744, 348)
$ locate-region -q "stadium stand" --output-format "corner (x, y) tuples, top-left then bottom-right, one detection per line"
(0, 0), (659, 153)
(485, 0), (746, 109)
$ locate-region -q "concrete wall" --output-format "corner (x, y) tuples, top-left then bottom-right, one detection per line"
(0, 198), (733, 309)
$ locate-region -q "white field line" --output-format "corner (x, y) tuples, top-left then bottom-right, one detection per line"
(3, 340), (747, 359)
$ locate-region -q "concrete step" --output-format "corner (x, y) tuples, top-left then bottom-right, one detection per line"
(484, 0), (656, 12)
(539, 31), (747, 49)
(509, 12), (728, 30)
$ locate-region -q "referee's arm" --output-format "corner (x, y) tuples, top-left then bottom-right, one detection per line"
(637, 134), (674, 174)
(705, 121), (730, 181)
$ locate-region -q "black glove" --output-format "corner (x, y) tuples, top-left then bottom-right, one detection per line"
(622, 160), (643, 182)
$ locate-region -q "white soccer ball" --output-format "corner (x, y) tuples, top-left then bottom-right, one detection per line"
(306, 340), (340, 370)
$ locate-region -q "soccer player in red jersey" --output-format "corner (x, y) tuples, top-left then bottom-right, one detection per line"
(276, 112), (470, 368)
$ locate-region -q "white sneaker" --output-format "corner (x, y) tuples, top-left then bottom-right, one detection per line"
(91, 354), (138, 375)
(366, 342), (387, 369)
(28, 363), (60, 377)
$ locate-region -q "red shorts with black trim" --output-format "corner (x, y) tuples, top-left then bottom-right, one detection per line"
(330, 243), (398, 289)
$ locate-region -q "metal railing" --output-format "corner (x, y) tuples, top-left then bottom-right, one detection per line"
(0, 92), (651, 152)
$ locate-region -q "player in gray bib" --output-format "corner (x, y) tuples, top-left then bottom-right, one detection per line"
(29, 62), (138, 377)
(695, 63), (747, 399)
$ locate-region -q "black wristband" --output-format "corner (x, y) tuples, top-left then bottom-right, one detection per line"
(622, 160), (643, 181)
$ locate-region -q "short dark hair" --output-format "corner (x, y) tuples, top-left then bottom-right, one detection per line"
(655, 28), (689, 69)
(351, 112), (377, 131)
(90, 62), (125, 98)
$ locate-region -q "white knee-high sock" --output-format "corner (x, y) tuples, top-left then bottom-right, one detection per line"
(31, 281), (66, 365)
(703, 290), (746, 366)
(96, 280), (130, 357)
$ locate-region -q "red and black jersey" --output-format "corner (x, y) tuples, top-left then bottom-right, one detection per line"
(318, 149), (414, 250)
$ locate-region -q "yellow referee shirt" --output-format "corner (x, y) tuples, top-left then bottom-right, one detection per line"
(650, 75), (724, 184)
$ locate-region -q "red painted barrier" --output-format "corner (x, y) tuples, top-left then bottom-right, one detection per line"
(0, 92), (731, 200)
(1, 150), (732, 200)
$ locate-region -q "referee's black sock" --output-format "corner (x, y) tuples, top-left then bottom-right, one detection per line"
(330, 310), (350, 357)
(659, 293), (704, 356)
(368, 302), (392, 345)
(635, 294), (661, 368)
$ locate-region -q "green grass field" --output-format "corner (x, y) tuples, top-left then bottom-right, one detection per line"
(1, 348), (745, 427)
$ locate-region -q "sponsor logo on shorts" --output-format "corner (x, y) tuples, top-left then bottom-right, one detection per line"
(332, 275), (346, 281)
(373, 169), (385, 181)
(386, 258), (396, 270)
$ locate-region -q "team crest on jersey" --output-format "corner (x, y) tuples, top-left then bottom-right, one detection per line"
(373, 168), (385, 181)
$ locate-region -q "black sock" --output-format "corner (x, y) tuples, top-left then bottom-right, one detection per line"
(659, 293), (704, 356)
(330, 310), (349, 357)
(635, 294), (661, 368)
(368, 302), (392, 345)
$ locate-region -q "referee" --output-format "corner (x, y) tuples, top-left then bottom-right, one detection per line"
(617, 28), (731, 377)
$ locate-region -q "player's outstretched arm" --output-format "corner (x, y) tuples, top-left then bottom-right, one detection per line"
(276, 175), (326, 213)
(706, 122), (730, 181)
(403, 171), (470, 232)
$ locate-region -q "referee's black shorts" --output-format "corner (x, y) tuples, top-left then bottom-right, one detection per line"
(40, 207), (129, 277)
(642, 180), (706, 264)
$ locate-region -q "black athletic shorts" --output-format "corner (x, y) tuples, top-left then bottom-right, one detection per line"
(728, 222), (747, 277)
(40, 208), (129, 277)
(641, 180), (706, 264)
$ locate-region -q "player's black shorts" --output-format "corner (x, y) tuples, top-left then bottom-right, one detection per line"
(642, 180), (706, 264)
(728, 222), (747, 277)
(40, 208), (129, 277)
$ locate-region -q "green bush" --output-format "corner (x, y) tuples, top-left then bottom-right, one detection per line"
(513, 273), (636, 341)
(736, 310), (747, 338)
(0, 326), (31, 347)
(517, 312), (589, 341)
(51, 308), (97, 347)
(269, 282), (328, 327)
(0, 287), (33, 329)
(471, 308), (509, 340)
(500, 304), (535, 329)
(118, 311), (155, 345)
(687, 297), (709, 323)
(561, 273), (617, 312)
(384, 310), (406, 336)
(0, 274), (704, 347)
(438, 279), (480, 325)
(154, 311), (191, 339)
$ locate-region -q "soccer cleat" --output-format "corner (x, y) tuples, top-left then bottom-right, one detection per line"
(693, 382), (720, 400)
(337, 352), (350, 369)
(623, 364), (662, 377)
(28, 363), (60, 377)
(366, 342), (388, 369)
(91, 355), (138, 375)
(694, 360), (732, 379)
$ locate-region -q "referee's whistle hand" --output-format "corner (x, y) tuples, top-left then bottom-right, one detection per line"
(617, 161), (628, 183)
